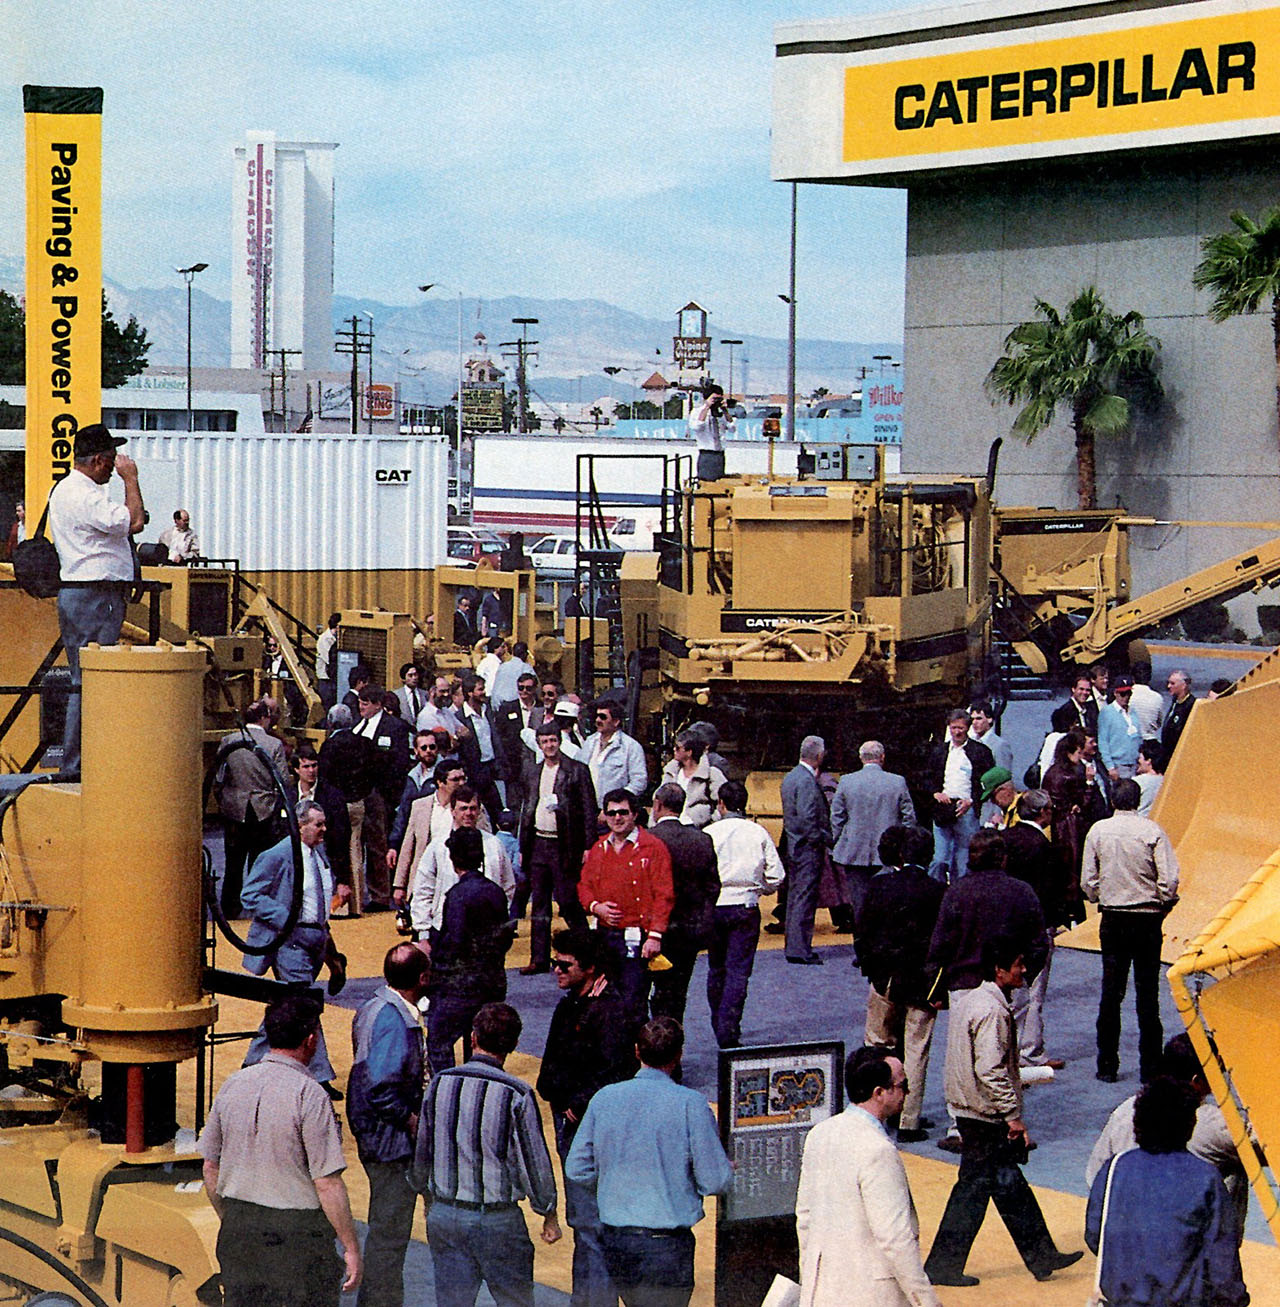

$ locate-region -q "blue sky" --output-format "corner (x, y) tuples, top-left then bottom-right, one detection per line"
(3, 0), (912, 343)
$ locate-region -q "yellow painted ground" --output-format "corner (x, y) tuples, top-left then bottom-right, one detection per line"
(187, 912), (1280, 1307)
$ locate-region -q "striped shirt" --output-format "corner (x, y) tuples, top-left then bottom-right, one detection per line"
(411, 1055), (557, 1215)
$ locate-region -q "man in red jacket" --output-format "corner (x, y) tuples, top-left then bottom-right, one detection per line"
(579, 788), (675, 1024)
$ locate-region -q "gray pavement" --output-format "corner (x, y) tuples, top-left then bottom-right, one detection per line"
(285, 640), (1280, 1301)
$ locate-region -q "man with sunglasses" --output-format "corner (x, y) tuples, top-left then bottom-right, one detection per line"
(584, 703), (649, 805)
(494, 672), (545, 814)
(537, 930), (637, 1307)
(797, 1047), (940, 1307)
(386, 730), (443, 874)
(579, 789), (674, 1023)
(1098, 673), (1143, 782)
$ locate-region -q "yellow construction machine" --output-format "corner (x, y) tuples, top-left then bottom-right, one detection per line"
(627, 446), (993, 773)
(1131, 648), (1280, 1246)
(0, 644), (222, 1305)
(993, 506), (1280, 673)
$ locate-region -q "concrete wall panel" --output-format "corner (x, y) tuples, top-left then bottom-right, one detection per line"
(901, 149), (1280, 612)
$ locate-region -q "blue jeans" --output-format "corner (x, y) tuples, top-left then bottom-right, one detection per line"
(427, 1202), (534, 1307)
(598, 929), (651, 1028)
(556, 1114), (618, 1307)
(243, 925), (335, 1083)
(56, 584), (126, 776)
(929, 807), (979, 884)
(599, 1226), (695, 1307)
(706, 904), (760, 1048)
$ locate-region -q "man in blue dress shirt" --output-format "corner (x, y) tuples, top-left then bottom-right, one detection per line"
(566, 1017), (733, 1307)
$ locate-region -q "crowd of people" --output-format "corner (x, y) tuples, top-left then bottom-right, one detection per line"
(199, 646), (1252, 1307)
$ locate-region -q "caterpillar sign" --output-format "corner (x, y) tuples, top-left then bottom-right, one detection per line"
(774, 0), (1280, 182)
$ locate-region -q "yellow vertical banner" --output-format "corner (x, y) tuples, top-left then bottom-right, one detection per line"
(23, 85), (103, 517)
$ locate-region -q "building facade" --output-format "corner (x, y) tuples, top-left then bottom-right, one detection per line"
(773, 0), (1280, 624)
(230, 131), (337, 372)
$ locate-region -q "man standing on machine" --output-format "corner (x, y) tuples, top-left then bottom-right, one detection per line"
(47, 423), (146, 776)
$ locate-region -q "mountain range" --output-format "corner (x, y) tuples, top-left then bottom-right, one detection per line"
(0, 256), (900, 402)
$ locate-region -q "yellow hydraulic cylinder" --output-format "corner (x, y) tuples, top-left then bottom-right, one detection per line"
(61, 644), (215, 1061)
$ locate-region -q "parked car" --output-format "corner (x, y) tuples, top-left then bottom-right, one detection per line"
(527, 534), (578, 578)
(608, 514), (659, 553)
(447, 527), (506, 567)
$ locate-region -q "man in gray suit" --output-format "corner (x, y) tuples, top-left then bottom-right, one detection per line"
(241, 800), (342, 1096)
(830, 741), (917, 924)
(781, 735), (833, 965)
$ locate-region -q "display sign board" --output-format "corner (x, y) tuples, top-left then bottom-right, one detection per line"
(775, 1), (1280, 180)
(462, 383), (504, 432)
(24, 85), (102, 515)
(718, 1040), (844, 1223)
(673, 335), (711, 370)
(715, 1041), (844, 1307)
(244, 135), (274, 366)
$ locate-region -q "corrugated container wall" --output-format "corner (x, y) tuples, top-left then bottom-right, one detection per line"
(129, 432), (448, 626)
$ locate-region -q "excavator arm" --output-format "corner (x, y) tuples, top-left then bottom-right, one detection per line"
(1061, 533), (1280, 663)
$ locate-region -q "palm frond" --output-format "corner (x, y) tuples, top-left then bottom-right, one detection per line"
(1081, 391), (1130, 436)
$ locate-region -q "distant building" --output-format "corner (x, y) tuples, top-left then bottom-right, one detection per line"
(230, 131), (337, 372)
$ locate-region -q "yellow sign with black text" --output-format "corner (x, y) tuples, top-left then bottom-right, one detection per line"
(843, 7), (1280, 166)
(24, 86), (103, 516)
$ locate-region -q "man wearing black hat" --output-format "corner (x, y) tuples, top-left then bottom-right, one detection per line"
(47, 424), (146, 776)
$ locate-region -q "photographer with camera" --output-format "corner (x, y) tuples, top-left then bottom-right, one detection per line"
(687, 383), (735, 482)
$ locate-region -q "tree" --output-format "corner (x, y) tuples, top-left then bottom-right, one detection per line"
(0, 288), (151, 389)
(984, 287), (1162, 509)
(1192, 206), (1280, 448)
(101, 293), (151, 388)
(0, 291), (23, 385)
(615, 399), (663, 421)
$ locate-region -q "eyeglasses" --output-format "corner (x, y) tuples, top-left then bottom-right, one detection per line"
(542, 689), (558, 699)
(604, 808), (631, 818)
(550, 958), (574, 972)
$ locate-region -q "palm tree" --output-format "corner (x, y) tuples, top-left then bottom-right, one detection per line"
(985, 287), (1162, 509)
(1193, 206), (1280, 448)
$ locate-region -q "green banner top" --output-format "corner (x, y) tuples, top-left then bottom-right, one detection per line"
(23, 86), (103, 115)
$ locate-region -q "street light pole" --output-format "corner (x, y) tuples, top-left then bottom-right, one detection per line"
(419, 283), (467, 443)
(176, 262), (208, 432)
(361, 311), (375, 434)
(786, 183), (797, 440)
(719, 339), (742, 400)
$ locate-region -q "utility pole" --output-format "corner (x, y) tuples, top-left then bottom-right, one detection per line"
(334, 317), (371, 434)
(500, 317), (539, 434)
(267, 348), (301, 432)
